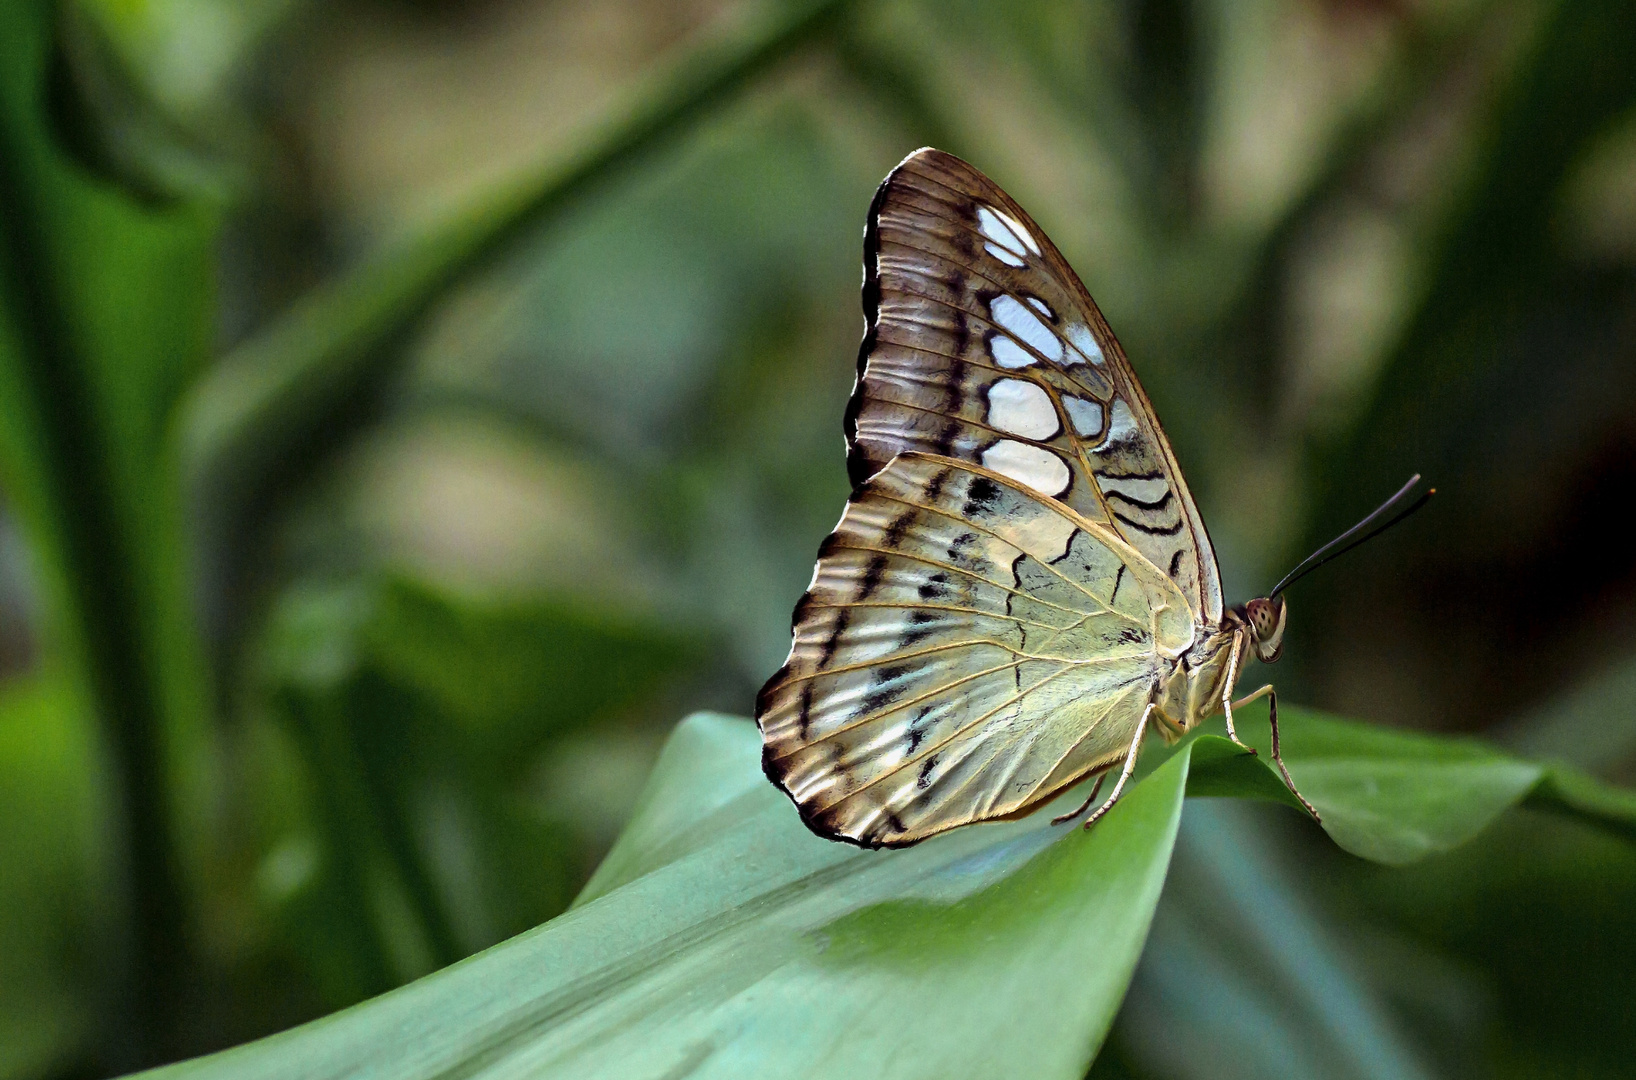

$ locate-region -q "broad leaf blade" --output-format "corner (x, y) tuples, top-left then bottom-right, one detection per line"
(135, 706), (1636, 1080)
(147, 713), (1189, 1080)
(573, 713), (765, 904)
(1190, 705), (1545, 865)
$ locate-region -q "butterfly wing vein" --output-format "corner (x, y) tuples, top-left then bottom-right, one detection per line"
(758, 453), (1193, 846)
(761, 148), (1227, 847)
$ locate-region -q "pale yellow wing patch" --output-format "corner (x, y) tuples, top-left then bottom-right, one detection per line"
(757, 453), (1193, 847)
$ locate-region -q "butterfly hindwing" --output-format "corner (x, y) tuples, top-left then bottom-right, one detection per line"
(758, 453), (1195, 847)
(847, 147), (1223, 623)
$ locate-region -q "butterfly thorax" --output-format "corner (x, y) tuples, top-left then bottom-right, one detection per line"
(1154, 628), (1238, 741)
(1154, 596), (1285, 740)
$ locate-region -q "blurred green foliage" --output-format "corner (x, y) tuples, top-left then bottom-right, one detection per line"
(5, 0), (1636, 1076)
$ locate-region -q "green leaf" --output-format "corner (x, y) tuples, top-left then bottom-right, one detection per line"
(143, 713), (1190, 1080)
(362, 576), (698, 750)
(0, 0), (217, 1063)
(0, 676), (98, 1079)
(246, 575), (700, 1001)
(572, 711), (766, 904)
(1190, 704), (1547, 865)
(136, 703), (1636, 1080)
(1121, 802), (1443, 1080)
(1525, 766), (1636, 845)
(260, 574), (698, 774)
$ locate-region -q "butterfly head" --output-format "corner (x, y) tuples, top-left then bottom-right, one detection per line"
(1245, 475), (1435, 667)
(1242, 596), (1287, 664)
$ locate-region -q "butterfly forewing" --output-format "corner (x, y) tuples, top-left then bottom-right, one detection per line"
(846, 148), (1223, 623)
(758, 453), (1194, 847)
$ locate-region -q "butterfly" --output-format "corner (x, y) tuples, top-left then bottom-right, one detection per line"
(756, 148), (1426, 848)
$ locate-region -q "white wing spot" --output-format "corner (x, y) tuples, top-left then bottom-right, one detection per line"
(989, 295), (1063, 363)
(987, 379), (1060, 440)
(1097, 475), (1169, 505)
(989, 334), (1036, 369)
(990, 205), (1042, 255)
(1066, 324), (1104, 366)
(1026, 295), (1054, 319)
(1103, 397), (1139, 447)
(985, 242), (1026, 268)
(977, 207), (1029, 262)
(981, 440), (1071, 497)
(1063, 396), (1104, 438)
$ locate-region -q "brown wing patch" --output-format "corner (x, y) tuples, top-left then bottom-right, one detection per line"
(846, 148), (1222, 623)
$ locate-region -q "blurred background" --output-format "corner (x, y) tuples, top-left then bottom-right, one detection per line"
(3, 0), (1635, 1076)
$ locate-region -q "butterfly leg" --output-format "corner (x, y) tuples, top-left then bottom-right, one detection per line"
(1051, 774), (1106, 826)
(1081, 703), (1154, 830)
(1219, 633), (1258, 756)
(1231, 685), (1322, 823)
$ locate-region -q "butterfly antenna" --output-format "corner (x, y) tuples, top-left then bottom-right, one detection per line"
(1269, 475), (1434, 598)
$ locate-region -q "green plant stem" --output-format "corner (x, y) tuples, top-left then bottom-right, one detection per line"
(1525, 767), (1636, 845)
(177, 0), (856, 511)
(287, 688), (465, 990)
(0, 91), (186, 1072)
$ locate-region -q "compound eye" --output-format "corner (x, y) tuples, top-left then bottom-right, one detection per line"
(1245, 597), (1286, 663)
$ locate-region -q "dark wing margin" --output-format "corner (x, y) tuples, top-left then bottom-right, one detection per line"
(842, 160), (895, 489)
